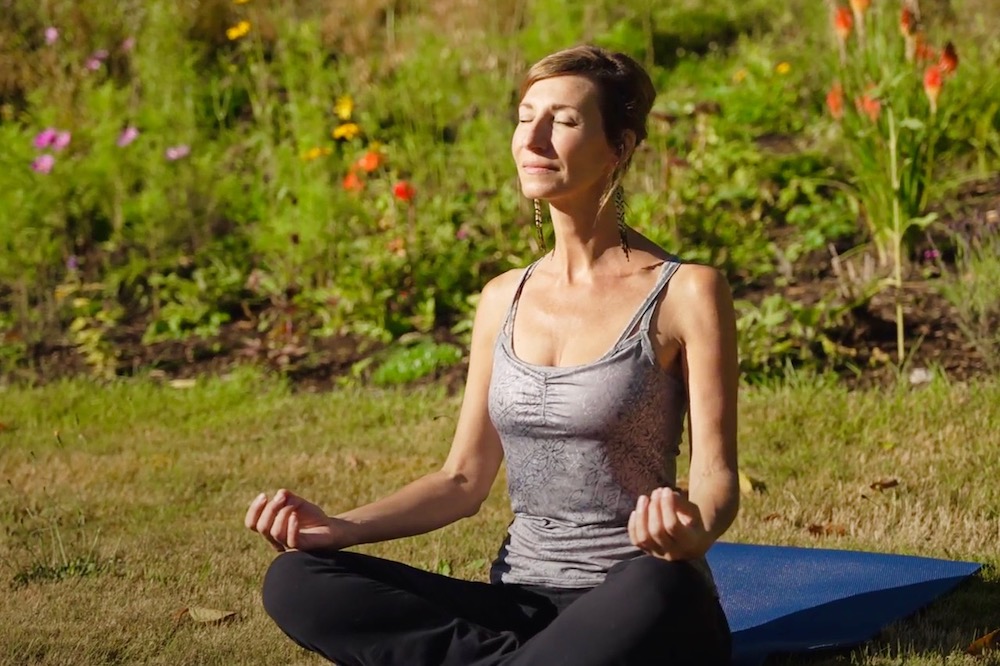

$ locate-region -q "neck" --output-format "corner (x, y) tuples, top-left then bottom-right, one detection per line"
(543, 185), (622, 281)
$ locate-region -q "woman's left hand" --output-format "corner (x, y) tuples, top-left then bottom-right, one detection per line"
(628, 487), (712, 561)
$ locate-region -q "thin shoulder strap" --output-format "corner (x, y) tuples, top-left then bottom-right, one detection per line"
(501, 260), (542, 337)
(638, 259), (683, 331)
(611, 259), (683, 347)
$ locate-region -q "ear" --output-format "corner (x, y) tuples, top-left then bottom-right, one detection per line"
(618, 130), (637, 163)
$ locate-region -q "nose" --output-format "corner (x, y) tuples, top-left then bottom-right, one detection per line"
(522, 118), (552, 153)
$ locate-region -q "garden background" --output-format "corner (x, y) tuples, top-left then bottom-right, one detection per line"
(1, 0), (999, 663)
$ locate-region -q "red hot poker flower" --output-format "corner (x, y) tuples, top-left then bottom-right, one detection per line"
(826, 83), (845, 120)
(939, 41), (959, 75)
(393, 180), (415, 203)
(900, 8), (916, 37)
(924, 65), (943, 114)
(914, 34), (939, 62)
(849, 0), (870, 14)
(834, 6), (853, 42)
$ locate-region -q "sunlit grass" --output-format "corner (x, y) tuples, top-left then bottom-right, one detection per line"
(1, 370), (998, 664)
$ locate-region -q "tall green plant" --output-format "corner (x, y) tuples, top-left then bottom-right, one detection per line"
(823, 0), (961, 363)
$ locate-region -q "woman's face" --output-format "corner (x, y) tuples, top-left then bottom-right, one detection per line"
(512, 75), (618, 204)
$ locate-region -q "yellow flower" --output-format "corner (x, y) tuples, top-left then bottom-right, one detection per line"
(732, 69), (748, 84)
(775, 62), (791, 75)
(334, 95), (354, 121)
(332, 123), (361, 140)
(301, 146), (332, 161)
(226, 20), (251, 40)
(233, 0), (250, 3)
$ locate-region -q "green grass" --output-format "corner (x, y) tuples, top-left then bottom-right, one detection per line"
(1, 370), (999, 664)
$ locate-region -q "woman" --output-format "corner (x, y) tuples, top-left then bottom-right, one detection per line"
(246, 44), (739, 665)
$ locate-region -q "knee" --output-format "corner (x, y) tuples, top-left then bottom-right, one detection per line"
(609, 556), (709, 607)
(262, 551), (314, 628)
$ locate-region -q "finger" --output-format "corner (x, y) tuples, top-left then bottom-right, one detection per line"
(244, 493), (267, 530)
(658, 490), (681, 539)
(645, 488), (670, 554)
(271, 505), (295, 549)
(256, 489), (289, 551)
(632, 494), (651, 550)
(287, 510), (299, 550)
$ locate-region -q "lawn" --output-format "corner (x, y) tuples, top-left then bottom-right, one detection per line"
(1, 371), (998, 664)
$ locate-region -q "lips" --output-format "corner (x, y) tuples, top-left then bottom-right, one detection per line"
(522, 163), (558, 173)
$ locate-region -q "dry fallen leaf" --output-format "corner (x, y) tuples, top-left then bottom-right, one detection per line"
(967, 628), (1000, 656)
(738, 471), (767, 495)
(174, 607), (238, 625)
(807, 523), (847, 537)
(870, 478), (899, 491)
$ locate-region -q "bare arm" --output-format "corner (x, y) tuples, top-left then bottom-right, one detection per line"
(677, 265), (740, 544)
(246, 274), (518, 552)
(629, 264), (739, 560)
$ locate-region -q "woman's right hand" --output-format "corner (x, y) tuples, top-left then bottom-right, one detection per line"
(244, 489), (344, 553)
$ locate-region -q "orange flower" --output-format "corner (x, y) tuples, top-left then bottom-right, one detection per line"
(393, 180), (415, 203)
(356, 150), (382, 173)
(939, 41), (959, 75)
(855, 88), (881, 122)
(826, 83), (844, 120)
(343, 170), (364, 192)
(924, 65), (943, 114)
(833, 6), (853, 42)
(849, 0), (870, 14)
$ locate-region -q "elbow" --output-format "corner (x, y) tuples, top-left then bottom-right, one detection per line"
(441, 470), (488, 518)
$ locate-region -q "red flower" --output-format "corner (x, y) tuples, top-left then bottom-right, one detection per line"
(826, 83), (844, 120)
(924, 65), (943, 114)
(833, 6), (853, 42)
(343, 170), (364, 192)
(939, 41), (959, 75)
(356, 150), (382, 173)
(393, 180), (415, 203)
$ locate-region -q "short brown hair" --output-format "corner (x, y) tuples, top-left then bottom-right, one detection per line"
(519, 45), (657, 195)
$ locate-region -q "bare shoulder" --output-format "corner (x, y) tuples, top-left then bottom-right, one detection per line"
(470, 267), (527, 341)
(662, 263), (735, 339)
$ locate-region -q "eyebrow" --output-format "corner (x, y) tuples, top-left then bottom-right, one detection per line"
(518, 103), (582, 112)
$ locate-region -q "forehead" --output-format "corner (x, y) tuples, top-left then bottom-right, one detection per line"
(519, 75), (601, 111)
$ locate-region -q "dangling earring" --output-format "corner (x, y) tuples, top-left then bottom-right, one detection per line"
(533, 199), (546, 251)
(614, 186), (630, 260)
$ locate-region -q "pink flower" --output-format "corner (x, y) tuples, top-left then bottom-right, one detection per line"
(121, 37), (135, 53)
(32, 154), (55, 174)
(34, 128), (58, 149)
(165, 145), (191, 161)
(85, 49), (109, 71)
(44, 27), (59, 45)
(52, 131), (71, 151)
(117, 126), (139, 147)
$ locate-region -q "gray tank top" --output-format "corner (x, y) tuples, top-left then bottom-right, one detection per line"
(488, 258), (714, 589)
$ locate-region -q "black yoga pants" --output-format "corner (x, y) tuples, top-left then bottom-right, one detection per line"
(262, 550), (732, 666)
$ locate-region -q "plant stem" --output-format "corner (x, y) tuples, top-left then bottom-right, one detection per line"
(888, 109), (905, 365)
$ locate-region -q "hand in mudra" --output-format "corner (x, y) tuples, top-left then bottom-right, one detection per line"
(245, 489), (341, 553)
(628, 487), (711, 561)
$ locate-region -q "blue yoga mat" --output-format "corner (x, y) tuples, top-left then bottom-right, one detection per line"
(705, 542), (981, 666)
